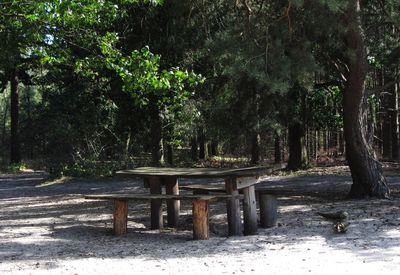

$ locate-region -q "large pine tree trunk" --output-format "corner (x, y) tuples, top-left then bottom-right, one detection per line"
(342, 0), (390, 198)
(10, 68), (21, 164)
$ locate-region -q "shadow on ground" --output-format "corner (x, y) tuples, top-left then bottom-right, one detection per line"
(1, 171), (400, 271)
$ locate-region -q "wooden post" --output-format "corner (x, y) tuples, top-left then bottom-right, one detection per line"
(259, 194), (277, 228)
(164, 177), (180, 228)
(243, 185), (258, 235)
(225, 177), (242, 236)
(113, 199), (128, 235)
(192, 199), (209, 240)
(149, 177), (163, 229)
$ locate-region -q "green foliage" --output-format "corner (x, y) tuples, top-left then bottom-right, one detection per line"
(307, 86), (343, 129)
(60, 159), (135, 177)
(0, 0), (399, 173)
(0, 162), (27, 173)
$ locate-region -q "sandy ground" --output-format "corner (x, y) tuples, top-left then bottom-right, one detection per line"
(1, 167), (400, 275)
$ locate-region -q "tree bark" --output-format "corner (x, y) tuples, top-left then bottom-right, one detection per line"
(381, 89), (391, 158)
(250, 133), (260, 164)
(342, 0), (390, 198)
(10, 68), (21, 164)
(391, 80), (399, 160)
(149, 100), (163, 166)
(166, 144), (173, 166)
(274, 132), (282, 164)
(190, 136), (198, 161)
(287, 122), (308, 170)
(1, 92), (9, 148)
(198, 127), (207, 160)
(210, 140), (218, 156)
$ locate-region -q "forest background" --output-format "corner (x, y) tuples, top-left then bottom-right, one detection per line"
(1, 0), (399, 198)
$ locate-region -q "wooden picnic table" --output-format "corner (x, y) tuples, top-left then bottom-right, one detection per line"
(116, 166), (272, 236)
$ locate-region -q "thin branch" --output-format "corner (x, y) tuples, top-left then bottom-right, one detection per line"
(367, 78), (400, 96)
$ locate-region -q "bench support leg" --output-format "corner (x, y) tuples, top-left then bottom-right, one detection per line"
(243, 185), (258, 235)
(113, 199), (128, 235)
(259, 194), (277, 228)
(149, 177), (163, 229)
(192, 199), (209, 240)
(165, 177), (180, 228)
(225, 177), (242, 236)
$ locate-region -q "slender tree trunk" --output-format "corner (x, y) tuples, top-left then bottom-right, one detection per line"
(26, 88), (34, 159)
(1, 92), (9, 148)
(124, 130), (131, 161)
(164, 124), (174, 166)
(198, 127), (207, 160)
(149, 100), (163, 166)
(250, 133), (260, 164)
(391, 79), (399, 160)
(166, 144), (173, 166)
(274, 132), (282, 164)
(190, 136), (198, 161)
(382, 89), (391, 158)
(10, 68), (21, 164)
(342, 0), (390, 198)
(210, 140), (218, 156)
(287, 122), (308, 170)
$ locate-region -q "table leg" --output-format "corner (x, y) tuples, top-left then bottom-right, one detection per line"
(113, 199), (128, 235)
(243, 185), (258, 235)
(225, 177), (242, 236)
(192, 199), (209, 240)
(164, 177), (180, 227)
(149, 177), (163, 229)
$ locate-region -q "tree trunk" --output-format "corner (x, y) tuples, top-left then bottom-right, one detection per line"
(166, 144), (173, 166)
(381, 91), (391, 158)
(210, 140), (218, 156)
(287, 122), (308, 170)
(391, 79), (399, 160)
(342, 0), (390, 198)
(149, 100), (163, 166)
(164, 124), (174, 166)
(274, 132), (282, 164)
(198, 127), (207, 160)
(1, 92), (9, 148)
(250, 133), (260, 164)
(190, 136), (198, 161)
(10, 68), (21, 164)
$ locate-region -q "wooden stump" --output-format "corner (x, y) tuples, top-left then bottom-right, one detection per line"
(192, 199), (209, 240)
(243, 185), (258, 235)
(165, 177), (180, 227)
(259, 194), (277, 228)
(113, 199), (128, 235)
(149, 177), (163, 229)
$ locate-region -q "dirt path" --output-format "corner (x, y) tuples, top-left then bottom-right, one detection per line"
(1, 168), (400, 274)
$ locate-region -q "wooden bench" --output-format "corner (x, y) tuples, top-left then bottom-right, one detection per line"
(180, 184), (294, 229)
(85, 194), (242, 240)
(180, 184), (226, 194)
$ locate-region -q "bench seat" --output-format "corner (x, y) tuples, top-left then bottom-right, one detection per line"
(179, 185), (296, 229)
(85, 193), (242, 240)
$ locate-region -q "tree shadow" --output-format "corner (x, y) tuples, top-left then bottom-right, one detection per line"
(1, 171), (400, 271)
